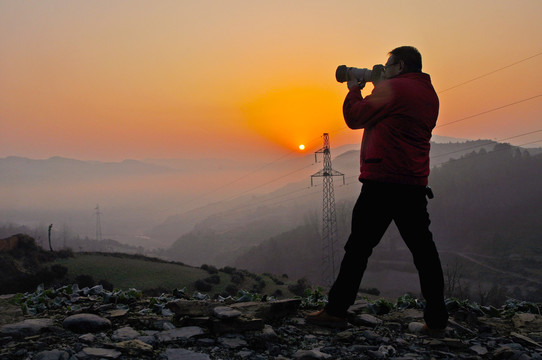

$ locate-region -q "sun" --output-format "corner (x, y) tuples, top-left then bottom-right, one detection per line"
(298, 144), (305, 150)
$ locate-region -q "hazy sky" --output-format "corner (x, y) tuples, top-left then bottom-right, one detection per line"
(1, 0), (541, 161)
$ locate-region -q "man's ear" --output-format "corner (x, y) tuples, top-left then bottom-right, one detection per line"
(398, 60), (405, 73)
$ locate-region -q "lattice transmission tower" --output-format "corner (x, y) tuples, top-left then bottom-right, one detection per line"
(95, 204), (102, 242)
(311, 133), (344, 285)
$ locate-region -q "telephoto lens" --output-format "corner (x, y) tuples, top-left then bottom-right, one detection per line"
(335, 65), (350, 82)
(336, 65), (384, 83)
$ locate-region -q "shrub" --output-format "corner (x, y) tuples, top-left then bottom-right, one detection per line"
(231, 274), (244, 285)
(194, 279), (212, 292)
(204, 274), (220, 284)
(225, 284), (238, 296)
(75, 274), (95, 288)
(267, 274), (284, 285)
(50, 264), (68, 279)
(200, 264), (218, 274)
(99, 279), (114, 291)
(221, 266), (236, 274)
(288, 278), (311, 297)
(15, 234), (39, 252)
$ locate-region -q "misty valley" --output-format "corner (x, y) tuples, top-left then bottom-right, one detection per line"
(1, 140), (542, 306)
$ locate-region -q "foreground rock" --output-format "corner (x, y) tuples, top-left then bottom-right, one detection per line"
(62, 313), (112, 333)
(1, 288), (542, 360)
(0, 318), (54, 338)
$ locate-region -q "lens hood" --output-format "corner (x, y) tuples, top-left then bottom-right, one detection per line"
(335, 65), (348, 83)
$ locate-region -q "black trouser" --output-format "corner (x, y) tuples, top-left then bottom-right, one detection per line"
(325, 181), (448, 329)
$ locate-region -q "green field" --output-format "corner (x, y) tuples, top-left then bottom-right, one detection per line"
(54, 253), (295, 298)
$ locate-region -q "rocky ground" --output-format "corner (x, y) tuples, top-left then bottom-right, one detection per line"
(1, 285), (542, 360)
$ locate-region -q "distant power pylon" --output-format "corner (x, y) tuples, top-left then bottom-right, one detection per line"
(95, 204), (102, 242)
(311, 133), (345, 285)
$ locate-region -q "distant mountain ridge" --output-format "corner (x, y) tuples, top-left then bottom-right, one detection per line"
(2, 139), (541, 253)
(152, 139), (537, 249)
(1, 138), (536, 186)
(0, 156), (176, 185)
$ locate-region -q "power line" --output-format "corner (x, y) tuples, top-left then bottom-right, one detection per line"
(432, 128), (542, 159)
(340, 131), (542, 186)
(430, 138), (542, 167)
(159, 52), (542, 229)
(179, 126), (542, 219)
(169, 52), (542, 218)
(514, 139), (542, 147)
(213, 162), (317, 205)
(191, 52), (542, 206)
(170, 129), (542, 230)
(180, 93), (540, 218)
(183, 136), (542, 238)
(172, 151), (303, 212)
(165, 134), (328, 216)
(219, 181), (321, 217)
(331, 51), (542, 136)
(331, 93), (542, 140)
(437, 51), (542, 94)
(436, 94), (542, 128)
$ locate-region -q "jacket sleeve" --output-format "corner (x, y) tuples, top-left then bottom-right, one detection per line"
(343, 82), (393, 129)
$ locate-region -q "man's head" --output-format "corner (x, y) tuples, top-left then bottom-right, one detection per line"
(384, 46), (422, 79)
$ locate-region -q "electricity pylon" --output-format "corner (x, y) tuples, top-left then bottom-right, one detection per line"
(95, 204), (102, 242)
(311, 133), (345, 285)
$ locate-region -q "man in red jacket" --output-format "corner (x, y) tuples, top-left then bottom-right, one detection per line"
(307, 46), (448, 331)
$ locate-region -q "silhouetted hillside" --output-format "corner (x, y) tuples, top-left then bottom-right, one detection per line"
(233, 224), (321, 281)
(157, 140), (521, 250)
(231, 144), (542, 299)
(429, 143), (542, 254)
(163, 206), (306, 267)
(164, 141), (541, 268)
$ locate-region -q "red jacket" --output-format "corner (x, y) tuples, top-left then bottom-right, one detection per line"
(343, 72), (439, 186)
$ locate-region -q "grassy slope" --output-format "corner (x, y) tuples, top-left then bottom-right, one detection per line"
(54, 253), (295, 298)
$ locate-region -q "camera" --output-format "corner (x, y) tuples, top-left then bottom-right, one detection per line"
(335, 64), (385, 84)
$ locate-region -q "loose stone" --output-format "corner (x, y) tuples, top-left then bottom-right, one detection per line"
(161, 348), (211, 360)
(219, 335), (248, 349)
(78, 347), (121, 359)
(354, 313), (383, 327)
(111, 326), (140, 341)
(62, 314), (111, 333)
(113, 339), (154, 353)
(213, 306), (242, 319)
(1, 318), (54, 338)
(33, 349), (70, 360)
(292, 348), (332, 359)
(470, 344), (488, 355)
(155, 326), (205, 343)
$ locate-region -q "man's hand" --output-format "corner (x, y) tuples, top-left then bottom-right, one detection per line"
(371, 64), (385, 85)
(347, 79), (365, 91)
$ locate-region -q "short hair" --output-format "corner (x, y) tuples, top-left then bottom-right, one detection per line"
(389, 46), (422, 73)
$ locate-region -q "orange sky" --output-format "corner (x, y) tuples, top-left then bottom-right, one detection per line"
(1, 0), (541, 161)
